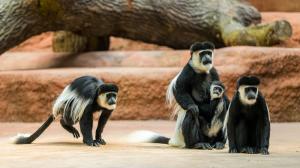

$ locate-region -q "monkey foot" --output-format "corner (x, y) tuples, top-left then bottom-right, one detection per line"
(94, 138), (106, 145)
(83, 140), (101, 147)
(212, 142), (225, 150)
(194, 143), (213, 150)
(241, 147), (255, 154)
(260, 147), (269, 155)
(70, 128), (80, 139)
(229, 148), (238, 153)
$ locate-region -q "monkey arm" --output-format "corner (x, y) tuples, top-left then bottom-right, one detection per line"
(258, 93), (270, 151)
(209, 67), (220, 81)
(227, 94), (239, 152)
(95, 110), (112, 142)
(79, 108), (94, 145)
(174, 66), (196, 110)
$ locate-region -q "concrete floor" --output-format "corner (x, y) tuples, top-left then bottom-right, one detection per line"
(0, 121), (299, 168)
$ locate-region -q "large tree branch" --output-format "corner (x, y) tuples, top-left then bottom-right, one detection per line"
(0, 0), (293, 54)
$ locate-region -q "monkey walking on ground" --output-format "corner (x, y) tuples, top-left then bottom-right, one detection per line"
(224, 76), (270, 154)
(128, 41), (229, 149)
(12, 76), (119, 147)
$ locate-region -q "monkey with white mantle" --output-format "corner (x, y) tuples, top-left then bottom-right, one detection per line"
(13, 76), (119, 147)
(128, 41), (229, 149)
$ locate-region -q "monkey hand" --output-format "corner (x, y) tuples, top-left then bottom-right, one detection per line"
(259, 147), (269, 155)
(94, 138), (106, 145)
(187, 104), (199, 118)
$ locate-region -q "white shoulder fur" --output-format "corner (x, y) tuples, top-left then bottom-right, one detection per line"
(52, 85), (91, 122)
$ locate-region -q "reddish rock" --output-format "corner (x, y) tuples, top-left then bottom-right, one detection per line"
(0, 68), (179, 122)
(0, 47), (300, 122)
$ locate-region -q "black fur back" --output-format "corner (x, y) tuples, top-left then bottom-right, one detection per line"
(69, 76), (104, 100)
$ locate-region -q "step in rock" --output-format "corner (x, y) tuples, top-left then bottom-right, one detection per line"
(1, 47), (300, 122)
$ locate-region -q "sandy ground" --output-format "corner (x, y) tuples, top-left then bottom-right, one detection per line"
(0, 121), (299, 168)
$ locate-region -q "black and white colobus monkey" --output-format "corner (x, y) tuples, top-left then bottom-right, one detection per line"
(13, 76), (119, 147)
(225, 76), (270, 154)
(128, 42), (228, 149)
(201, 81), (229, 149)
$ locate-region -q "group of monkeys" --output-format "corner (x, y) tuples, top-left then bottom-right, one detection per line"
(13, 41), (270, 155)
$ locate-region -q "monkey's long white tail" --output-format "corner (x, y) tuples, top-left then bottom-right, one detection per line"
(127, 130), (170, 144)
(12, 115), (55, 144)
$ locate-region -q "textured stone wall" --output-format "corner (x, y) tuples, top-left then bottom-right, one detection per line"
(0, 47), (300, 122)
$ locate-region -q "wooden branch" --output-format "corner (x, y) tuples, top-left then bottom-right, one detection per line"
(0, 0), (293, 54)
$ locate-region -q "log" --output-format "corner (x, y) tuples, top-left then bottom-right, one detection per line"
(52, 31), (110, 52)
(0, 0), (292, 54)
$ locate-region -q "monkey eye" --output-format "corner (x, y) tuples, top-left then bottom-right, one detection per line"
(245, 87), (257, 93)
(106, 93), (117, 99)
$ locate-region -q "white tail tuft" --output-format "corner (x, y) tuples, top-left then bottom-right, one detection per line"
(11, 133), (31, 144)
(127, 130), (161, 143)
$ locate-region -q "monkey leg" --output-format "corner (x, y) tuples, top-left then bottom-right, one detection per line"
(182, 112), (212, 149)
(235, 120), (254, 154)
(60, 119), (80, 139)
(252, 121), (267, 154)
(94, 110), (112, 146)
(79, 110), (98, 147)
(210, 131), (226, 150)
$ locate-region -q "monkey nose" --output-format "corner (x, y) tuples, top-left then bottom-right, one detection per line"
(202, 56), (212, 65)
(108, 98), (116, 105)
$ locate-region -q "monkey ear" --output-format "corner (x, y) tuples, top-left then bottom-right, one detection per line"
(202, 41), (215, 50)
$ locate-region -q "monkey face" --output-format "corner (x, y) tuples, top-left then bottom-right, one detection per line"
(97, 83), (119, 110)
(238, 85), (258, 105)
(189, 42), (215, 73)
(97, 92), (118, 110)
(210, 84), (224, 99)
(190, 49), (214, 73)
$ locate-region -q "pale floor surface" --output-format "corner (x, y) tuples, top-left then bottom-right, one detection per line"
(0, 121), (299, 168)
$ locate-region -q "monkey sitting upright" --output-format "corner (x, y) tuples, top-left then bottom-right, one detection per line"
(225, 76), (270, 154)
(183, 81), (229, 149)
(203, 81), (229, 149)
(13, 76), (119, 147)
(127, 41), (229, 149)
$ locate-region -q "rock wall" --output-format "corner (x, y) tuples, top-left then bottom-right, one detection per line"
(0, 47), (299, 122)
